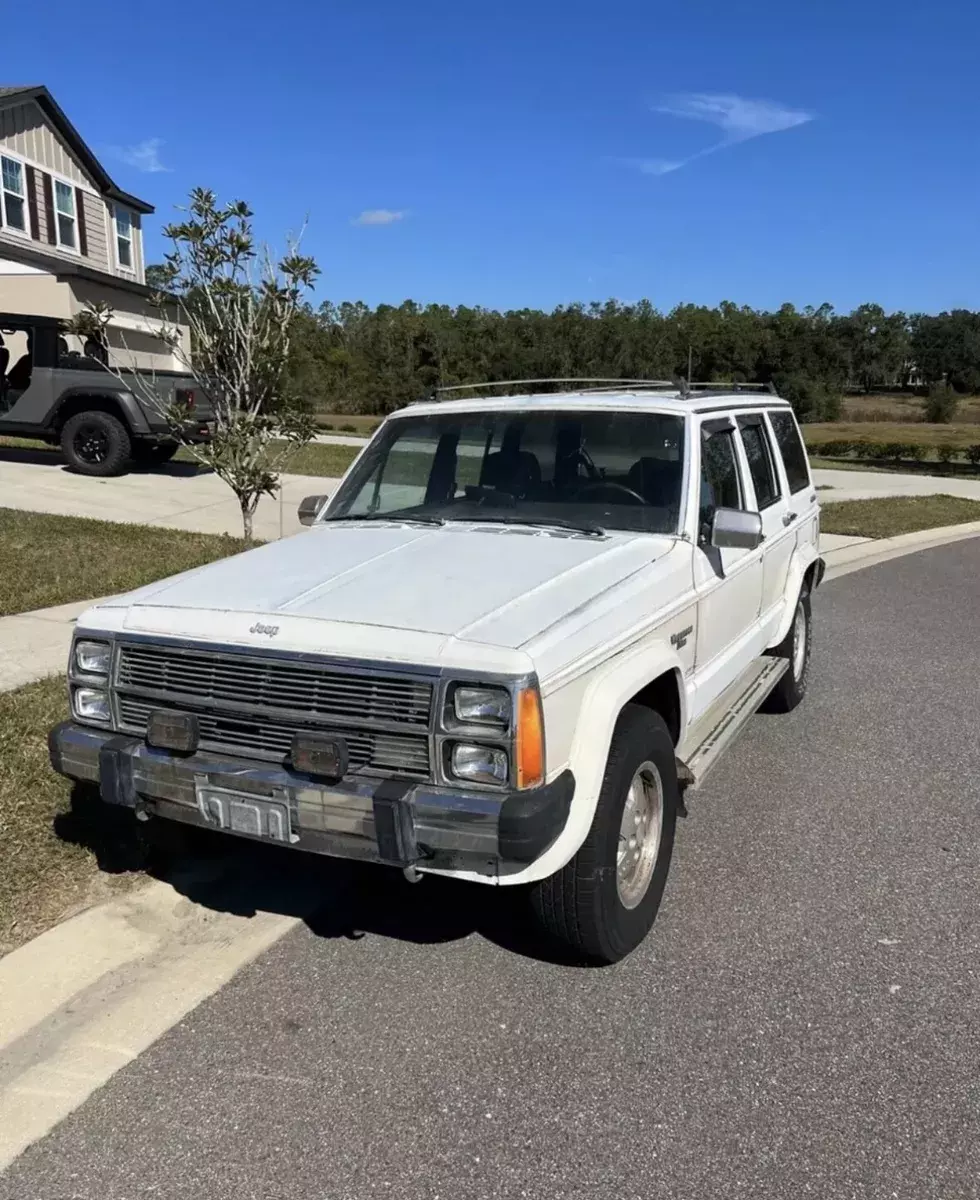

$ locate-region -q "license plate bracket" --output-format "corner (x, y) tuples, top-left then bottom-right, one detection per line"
(195, 782), (297, 844)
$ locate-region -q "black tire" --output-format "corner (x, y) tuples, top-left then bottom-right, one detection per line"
(133, 440), (180, 465)
(763, 589), (813, 713)
(61, 410), (132, 476)
(529, 704), (678, 965)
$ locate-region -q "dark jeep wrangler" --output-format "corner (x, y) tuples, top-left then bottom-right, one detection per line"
(0, 312), (211, 476)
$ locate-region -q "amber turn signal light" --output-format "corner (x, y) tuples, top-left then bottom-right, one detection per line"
(516, 686), (544, 789)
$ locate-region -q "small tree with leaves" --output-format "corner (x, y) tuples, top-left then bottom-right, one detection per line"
(71, 188), (319, 541)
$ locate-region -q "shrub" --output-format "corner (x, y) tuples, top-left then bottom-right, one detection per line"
(906, 444), (927, 462)
(813, 439), (855, 457)
(882, 443), (907, 462)
(855, 441), (886, 459)
(966, 444), (980, 465)
(937, 444), (958, 464)
(924, 383), (960, 424)
(340, 423), (357, 432)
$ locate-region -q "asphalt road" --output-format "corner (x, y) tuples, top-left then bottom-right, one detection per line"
(3, 541), (980, 1200)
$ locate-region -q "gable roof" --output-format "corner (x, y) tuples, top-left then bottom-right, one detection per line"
(0, 85), (154, 214)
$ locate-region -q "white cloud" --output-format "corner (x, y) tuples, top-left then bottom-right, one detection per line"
(107, 137), (171, 173)
(352, 209), (406, 226)
(629, 92), (813, 176)
(654, 92), (812, 142)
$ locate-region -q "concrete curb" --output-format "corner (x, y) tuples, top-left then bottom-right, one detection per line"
(822, 518), (980, 581)
(0, 876), (304, 1171)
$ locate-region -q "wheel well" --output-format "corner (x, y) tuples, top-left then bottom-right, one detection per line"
(803, 560), (818, 595)
(626, 669), (682, 747)
(51, 395), (129, 435)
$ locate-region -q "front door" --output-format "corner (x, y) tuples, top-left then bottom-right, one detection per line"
(736, 413), (795, 629)
(691, 419), (765, 720)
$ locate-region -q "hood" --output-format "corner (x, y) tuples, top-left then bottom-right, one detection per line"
(104, 521), (674, 650)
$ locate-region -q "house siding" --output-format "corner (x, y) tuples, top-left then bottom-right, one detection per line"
(0, 101), (98, 189)
(0, 101), (117, 278)
(80, 191), (110, 273)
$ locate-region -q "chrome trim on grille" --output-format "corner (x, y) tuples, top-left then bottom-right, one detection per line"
(111, 639), (437, 782)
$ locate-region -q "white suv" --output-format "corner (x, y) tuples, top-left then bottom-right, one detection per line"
(50, 382), (823, 964)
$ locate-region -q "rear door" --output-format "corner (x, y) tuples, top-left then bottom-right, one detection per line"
(735, 412), (794, 625)
(767, 407), (820, 570)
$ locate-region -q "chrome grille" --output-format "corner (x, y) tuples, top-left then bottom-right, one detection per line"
(113, 642), (434, 780)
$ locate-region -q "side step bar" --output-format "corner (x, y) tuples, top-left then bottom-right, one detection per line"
(676, 658), (788, 790)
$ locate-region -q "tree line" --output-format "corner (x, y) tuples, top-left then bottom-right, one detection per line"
(284, 299), (980, 422)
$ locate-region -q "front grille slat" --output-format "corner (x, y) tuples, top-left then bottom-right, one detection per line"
(114, 643), (434, 780)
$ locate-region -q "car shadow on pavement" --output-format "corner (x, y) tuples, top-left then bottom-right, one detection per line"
(55, 785), (579, 966)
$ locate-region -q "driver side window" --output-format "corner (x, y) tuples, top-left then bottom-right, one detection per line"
(699, 428), (742, 532)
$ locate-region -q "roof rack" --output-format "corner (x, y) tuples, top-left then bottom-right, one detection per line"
(422, 377), (779, 401)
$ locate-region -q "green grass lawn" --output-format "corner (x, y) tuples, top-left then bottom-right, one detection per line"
(314, 412), (382, 435)
(820, 495), (980, 539)
(0, 509), (247, 616)
(0, 676), (154, 952)
(175, 440), (361, 478)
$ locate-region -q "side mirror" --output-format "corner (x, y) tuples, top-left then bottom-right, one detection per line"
(298, 494), (329, 526)
(710, 507), (763, 551)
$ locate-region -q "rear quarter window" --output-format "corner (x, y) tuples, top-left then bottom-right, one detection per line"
(768, 411), (811, 494)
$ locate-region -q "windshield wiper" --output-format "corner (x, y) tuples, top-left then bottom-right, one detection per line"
(324, 513), (445, 526)
(449, 514), (605, 537)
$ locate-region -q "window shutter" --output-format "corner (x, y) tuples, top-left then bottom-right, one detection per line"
(75, 186), (88, 256)
(25, 166), (41, 239)
(41, 172), (57, 245)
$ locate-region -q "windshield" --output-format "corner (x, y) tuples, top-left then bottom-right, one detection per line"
(325, 409), (686, 535)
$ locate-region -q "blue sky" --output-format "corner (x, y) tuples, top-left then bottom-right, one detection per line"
(7, 0), (980, 313)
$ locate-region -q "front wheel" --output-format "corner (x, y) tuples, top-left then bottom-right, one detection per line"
(763, 591), (812, 713)
(529, 705), (678, 965)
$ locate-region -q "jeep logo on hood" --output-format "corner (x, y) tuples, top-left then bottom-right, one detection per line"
(249, 622), (280, 637)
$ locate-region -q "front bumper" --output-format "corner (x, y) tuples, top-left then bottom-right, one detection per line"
(49, 722), (573, 876)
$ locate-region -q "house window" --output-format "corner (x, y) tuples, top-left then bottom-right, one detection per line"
(54, 180), (77, 249)
(115, 206), (133, 269)
(1, 156), (27, 232)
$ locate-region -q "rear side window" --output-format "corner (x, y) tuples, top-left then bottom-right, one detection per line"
(769, 411), (811, 494)
(699, 428), (742, 530)
(737, 416), (780, 509)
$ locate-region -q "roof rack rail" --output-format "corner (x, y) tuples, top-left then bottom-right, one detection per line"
(417, 377), (780, 402)
(424, 378), (675, 401)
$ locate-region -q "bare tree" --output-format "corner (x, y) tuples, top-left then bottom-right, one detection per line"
(71, 187), (319, 541)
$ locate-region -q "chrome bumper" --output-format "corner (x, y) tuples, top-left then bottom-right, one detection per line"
(49, 722), (573, 875)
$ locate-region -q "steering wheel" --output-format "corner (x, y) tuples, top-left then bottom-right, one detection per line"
(573, 481), (649, 506)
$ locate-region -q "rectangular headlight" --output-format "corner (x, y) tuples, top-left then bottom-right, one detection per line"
(73, 686), (110, 723)
(453, 685), (511, 727)
(450, 743), (509, 785)
(74, 639), (111, 676)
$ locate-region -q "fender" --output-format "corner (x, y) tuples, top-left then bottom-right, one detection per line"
(497, 639), (686, 886)
(767, 542), (819, 649)
(45, 388), (153, 435)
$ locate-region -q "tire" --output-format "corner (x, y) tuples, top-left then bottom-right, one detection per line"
(61, 410), (132, 476)
(763, 589), (812, 713)
(529, 704), (678, 965)
(133, 440), (179, 465)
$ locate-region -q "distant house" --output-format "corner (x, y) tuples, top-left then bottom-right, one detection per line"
(0, 85), (187, 372)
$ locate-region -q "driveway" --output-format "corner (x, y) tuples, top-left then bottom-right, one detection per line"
(2, 540), (978, 1199)
(0, 449), (339, 540)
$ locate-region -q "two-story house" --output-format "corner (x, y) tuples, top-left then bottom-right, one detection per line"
(0, 85), (186, 372)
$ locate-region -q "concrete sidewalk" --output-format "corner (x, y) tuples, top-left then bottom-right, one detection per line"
(812, 466), (980, 502)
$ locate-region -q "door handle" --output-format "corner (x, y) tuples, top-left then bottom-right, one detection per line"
(782, 511), (797, 526)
